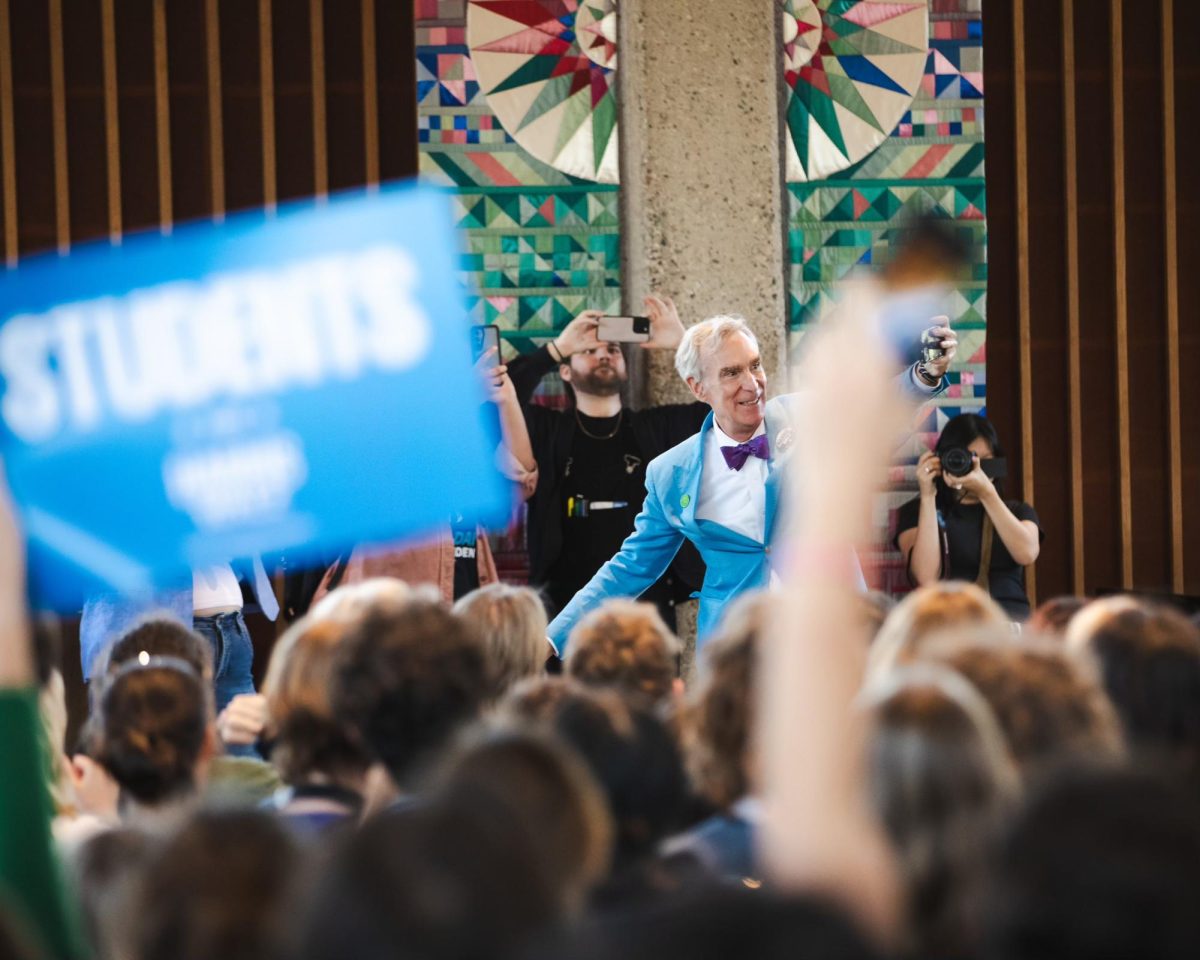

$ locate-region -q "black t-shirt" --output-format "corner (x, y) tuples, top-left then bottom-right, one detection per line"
(450, 513), (480, 602)
(895, 496), (1043, 620)
(550, 411), (648, 612)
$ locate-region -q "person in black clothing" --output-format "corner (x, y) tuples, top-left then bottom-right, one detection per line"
(895, 413), (1043, 619)
(508, 295), (708, 632)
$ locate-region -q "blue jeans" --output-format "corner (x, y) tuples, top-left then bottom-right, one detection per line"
(193, 611), (258, 757)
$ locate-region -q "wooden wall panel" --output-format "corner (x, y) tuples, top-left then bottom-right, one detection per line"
(0, 0), (415, 259)
(1122, 0), (1170, 588)
(323, 0), (366, 193)
(985, 0), (1197, 598)
(61, 0), (108, 245)
(1023, 0), (1071, 605)
(10, 1), (55, 253)
(1175, 0), (1200, 595)
(165, 0), (213, 225)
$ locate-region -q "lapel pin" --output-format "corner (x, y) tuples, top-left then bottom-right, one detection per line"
(775, 427), (794, 453)
(680, 493), (691, 508)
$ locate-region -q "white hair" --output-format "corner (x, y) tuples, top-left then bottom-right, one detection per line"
(674, 314), (758, 383)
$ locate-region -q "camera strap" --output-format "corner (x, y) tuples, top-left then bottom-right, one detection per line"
(975, 514), (995, 589)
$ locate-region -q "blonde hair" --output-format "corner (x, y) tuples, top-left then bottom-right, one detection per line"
(262, 617), (370, 783)
(453, 584), (548, 698)
(309, 576), (436, 625)
(869, 582), (1008, 679)
(674, 314), (758, 383)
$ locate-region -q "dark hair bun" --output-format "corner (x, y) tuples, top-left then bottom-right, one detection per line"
(97, 660), (208, 805)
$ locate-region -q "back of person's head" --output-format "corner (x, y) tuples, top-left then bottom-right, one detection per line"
(933, 633), (1123, 778)
(531, 887), (883, 960)
(331, 599), (489, 789)
(869, 583), (1008, 678)
(864, 665), (1018, 960)
(70, 828), (158, 960)
(505, 680), (689, 870)
(453, 584), (548, 698)
(261, 617), (371, 786)
(981, 767), (1200, 960)
(96, 658), (212, 808)
(430, 726), (613, 913)
(300, 794), (559, 960)
(132, 809), (302, 960)
(682, 593), (769, 811)
(565, 600), (681, 706)
(308, 576), (426, 624)
(105, 618), (213, 681)
(1066, 601), (1200, 781)
(1027, 595), (1088, 638)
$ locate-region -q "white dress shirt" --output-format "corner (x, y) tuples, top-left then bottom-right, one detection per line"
(696, 419), (769, 543)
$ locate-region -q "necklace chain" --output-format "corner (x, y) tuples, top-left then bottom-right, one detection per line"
(574, 408), (623, 440)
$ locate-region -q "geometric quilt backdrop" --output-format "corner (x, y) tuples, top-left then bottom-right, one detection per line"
(417, 0), (620, 371)
(783, 0), (986, 593)
(417, 0), (622, 576)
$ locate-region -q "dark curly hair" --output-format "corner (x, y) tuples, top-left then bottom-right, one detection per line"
(330, 600), (489, 788)
(96, 657), (209, 806)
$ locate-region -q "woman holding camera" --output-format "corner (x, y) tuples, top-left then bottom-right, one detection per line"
(895, 414), (1042, 620)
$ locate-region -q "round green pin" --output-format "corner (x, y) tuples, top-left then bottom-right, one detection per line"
(680, 494), (691, 508)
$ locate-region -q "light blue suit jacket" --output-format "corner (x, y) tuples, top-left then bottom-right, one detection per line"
(547, 371), (944, 655)
(547, 396), (799, 654)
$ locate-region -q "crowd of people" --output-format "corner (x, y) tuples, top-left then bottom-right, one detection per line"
(3, 291), (1200, 960)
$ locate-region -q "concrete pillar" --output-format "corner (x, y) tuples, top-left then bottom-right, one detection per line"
(619, 0), (788, 407)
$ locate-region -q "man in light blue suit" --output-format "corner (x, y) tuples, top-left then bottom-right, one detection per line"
(547, 314), (953, 655)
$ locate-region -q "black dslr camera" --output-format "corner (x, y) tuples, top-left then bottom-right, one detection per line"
(941, 447), (1007, 480)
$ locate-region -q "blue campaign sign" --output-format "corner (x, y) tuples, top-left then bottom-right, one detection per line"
(0, 182), (512, 610)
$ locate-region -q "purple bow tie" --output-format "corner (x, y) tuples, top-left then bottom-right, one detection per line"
(720, 434), (770, 471)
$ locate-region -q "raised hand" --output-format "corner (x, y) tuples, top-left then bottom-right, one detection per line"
(920, 319), (957, 380)
(551, 310), (603, 360)
(640, 294), (686, 351)
(216, 692), (268, 748)
(916, 449), (942, 498)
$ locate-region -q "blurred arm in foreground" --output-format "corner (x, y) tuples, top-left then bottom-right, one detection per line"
(759, 284), (918, 945)
(0, 469), (85, 959)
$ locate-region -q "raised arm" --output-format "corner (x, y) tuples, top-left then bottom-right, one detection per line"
(897, 449), (945, 585)
(507, 311), (602, 407)
(760, 296), (915, 945)
(0, 472), (85, 959)
(546, 468), (684, 655)
(483, 357), (539, 499)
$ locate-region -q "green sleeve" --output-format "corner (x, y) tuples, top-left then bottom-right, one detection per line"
(0, 689), (85, 959)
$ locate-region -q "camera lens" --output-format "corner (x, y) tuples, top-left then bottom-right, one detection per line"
(941, 447), (973, 477)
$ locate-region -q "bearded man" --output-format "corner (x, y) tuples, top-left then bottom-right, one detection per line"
(508, 295), (707, 632)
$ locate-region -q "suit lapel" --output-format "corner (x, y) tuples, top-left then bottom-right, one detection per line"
(672, 412), (711, 526)
(763, 403), (786, 543)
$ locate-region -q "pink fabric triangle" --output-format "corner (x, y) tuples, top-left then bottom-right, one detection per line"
(852, 189), (871, 219)
(840, 2), (923, 28)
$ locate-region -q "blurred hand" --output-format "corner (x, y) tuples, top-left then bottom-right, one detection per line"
(552, 311), (602, 359)
(916, 449), (942, 498)
(68, 754), (120, 820)
(216, 692), (268, 748)
(790, 289), (915, 540)
(920, 319), (957, 380)
(640, 294), (685, 351)
(485, 363), (515, 405)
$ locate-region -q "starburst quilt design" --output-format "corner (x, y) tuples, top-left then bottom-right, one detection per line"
(784, 0), (929, 182)
(467, 0), (619, 183)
